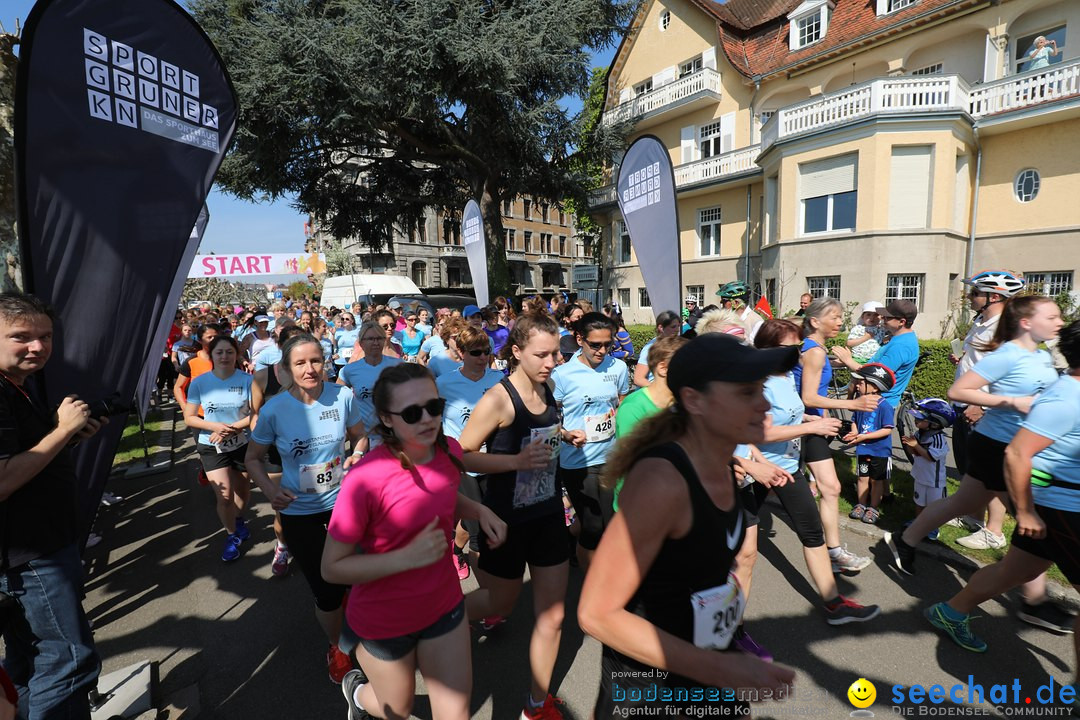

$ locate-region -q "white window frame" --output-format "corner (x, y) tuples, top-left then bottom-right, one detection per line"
(686, 285), (705, 303)
(797, 13), (822, 48)
(807, 275), (841, 300)
(876, 0), (916, 15)
(633, 79), (653, 97)
(699, 121), (722, 159)
(1025, 271), (1073, 297)
(1015, 168), (1040, 203)
(659, 10), (671, 31)
(697, 207), (722, 258)
(886, 273), (925, 309)
(788, 0), (833, 51)
(617, 288), (631, 307)
(911, 62), (943, 75)
(638, 288), (651, 308)
(801, 192), (857, 235)
(679, 56), (703, 78)
(617, 221), (632, 264)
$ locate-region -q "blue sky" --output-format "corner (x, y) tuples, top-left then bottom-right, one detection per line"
(5, 0), (617, 258)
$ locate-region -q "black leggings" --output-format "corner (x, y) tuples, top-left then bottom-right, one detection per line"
(278, 510), (347, 612)
(745, 471), (825, 548)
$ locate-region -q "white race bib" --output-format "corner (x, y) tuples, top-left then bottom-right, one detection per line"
(584, 409), (615, 443)
(513, 425), (560, 509)
(215, 433), (249, 454)
(340, 346), (353, 360)
(690, 573), (745, 651)
(785, 436), (801, 461)
(298, 457), (344, 494)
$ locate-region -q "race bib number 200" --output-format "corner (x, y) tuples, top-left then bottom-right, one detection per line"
(690, 573), (745, 651)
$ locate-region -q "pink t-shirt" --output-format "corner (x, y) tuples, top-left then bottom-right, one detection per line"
(328, 438), (463, 639)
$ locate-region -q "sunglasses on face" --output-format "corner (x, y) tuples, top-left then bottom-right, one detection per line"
(584, 340), (612, 351)
(407, 317), (417, 321)
(386, 398), (446, 424)
(379, 323), (394, 329)
(466, 347), (491, 357)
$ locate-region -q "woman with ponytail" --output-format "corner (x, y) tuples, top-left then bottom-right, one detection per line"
(322, 363), (506, 720)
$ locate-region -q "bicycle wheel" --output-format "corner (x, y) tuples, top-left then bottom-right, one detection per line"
(895, 394), (917, 462)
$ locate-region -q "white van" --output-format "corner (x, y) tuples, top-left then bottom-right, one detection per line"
(320, 274), (422, 310)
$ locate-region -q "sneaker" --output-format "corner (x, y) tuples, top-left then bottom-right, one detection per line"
(341, 668), (371, 720)
(955, 528), (1007, 550)
(221, 533), (242, 562)
(327, 644), (353, 684)
(861, 507), (881, 525)
(234, 516), (250, 542)
(733, 626), (773, 661)
(927, 528), (940, 542)
(480, 615), (507, 632)
(100, 491), (124, 506)
(925, 602), (987, 652)
(271, 545), (291, 576)
(883, 531), (916, 575)
(830, 545), (872, 573)
(1017, 601), (1077, 634)
(454, 552), (471, 581)
(825, 596), (881, 625)
(849, 504), (867, 521)
(521, 694), (567, 720)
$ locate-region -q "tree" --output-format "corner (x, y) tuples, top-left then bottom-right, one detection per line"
(563, 66), (610, 268)
(189, 0), (635, 296)
(0, 24), (22, 292)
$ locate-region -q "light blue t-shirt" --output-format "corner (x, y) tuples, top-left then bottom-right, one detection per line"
(869, 331), (919, 406)
(436, 367), (503, 441)
(187, 370), (254, 446)
(395, 328), (428, 357)
(334, 328), (360, 366)
(552, 353), (630, 469)
(251, 383), (363, 515)
(255, 346), (282, 372)
(428, 350), (463, 379)
(1023, 376), (1080, 512)
(970, 342), (1059, 444)
(421, 334), (446, 357)
(338, 356), (403, 434)
(319, 337), (336, 379)
(758, 373), (805, 473)
(636, 338), (656, 383)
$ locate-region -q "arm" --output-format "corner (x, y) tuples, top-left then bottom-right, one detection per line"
(458, 387), (549, 474)
(0, 397), (94, 502)
(244, 439), (295, 511)
(845, 426), (893, 445)
(455, 491), (507, 548)
(321, 516), (445, 585)
(633, 362), (651, 388)
(947, 369), (1030, 412)
(173, 370), (191, 407)
(800, 347), (876, 412)
(762, 415), (840, 443)
(846, 327), (870, 348)
(1003, 428), (1054, 539)
(343, 421), (369, 470)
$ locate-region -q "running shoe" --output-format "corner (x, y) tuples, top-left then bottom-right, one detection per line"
(1017, 602), (1077, 634)
(327, 644), (353, 684)
(883, 531), (916, 575)
(454, 552), (471, 581)
(925, 602), (987, 652)
(234, 516), (250, 542)
(861, 507), (881, 525)
(271, 545), (291, 577)
(830, 545), (872, 573)
(946, 515), (983, 532)
(341, 668), (371, 720)
(824, 596), (881, 625)
(956, 528), (1006, 550)
(221, 533), (242, 562)
(521, 694), (567, 720)
(849, 504), (867, 521)
(733, 626), (773, 661)
(480, 615), (507, 631)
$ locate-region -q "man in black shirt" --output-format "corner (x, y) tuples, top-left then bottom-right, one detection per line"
(0, 292), (107, 719)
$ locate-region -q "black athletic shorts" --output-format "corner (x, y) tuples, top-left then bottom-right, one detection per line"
(340, 599), (465, 661)
(197, 442), (248, 472)
(964, 431), (1008, 493)
(559, 464), (614, 551)
(857, 455), (892, 483)
(801, 432), (833, 464)
(1010, 504), (1080, 585)
(479, 511), (569, 580)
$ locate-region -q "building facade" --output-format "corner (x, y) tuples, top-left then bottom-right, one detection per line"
(588, 0), (1080, 334)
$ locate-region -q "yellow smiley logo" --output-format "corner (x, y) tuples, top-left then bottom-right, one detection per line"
(848, 678), (876, 709)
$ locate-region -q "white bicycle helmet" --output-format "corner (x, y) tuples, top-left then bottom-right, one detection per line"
(963, 270), (1025, 297)
(685, 294), (698, 304)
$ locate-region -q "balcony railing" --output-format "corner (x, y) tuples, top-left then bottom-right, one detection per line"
(601, 68), (722, 127)
(588, 184), (617, 208)
(439, 244), (465, 256)
(537, 253), (561, 265)
(969, 58), (1080, 117)
(506, 250), (527, 261)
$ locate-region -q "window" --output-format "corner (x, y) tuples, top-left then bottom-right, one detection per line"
(799, 154), (857, 235)
(559, 209), (566, 226)
(698, 207), (722, 257)
(411, 261), (427, 287)
(559, 235), (567, 256)
(797, 13), (821, 47)
(503, 199), (513, 216)
(766, 279), (777, 307)
(679, 56), (703, 78)
(618, 288), (631, 307)
(633, 79), (653, 97)
(877, 0), (915, 13)
(638, 288), (651, 308)
(886, 274), (924, 308)
(1025, 272), (1073, 297)
(1015, 169), (1040, 203)
(524, 230), (532, 253)
(541, 204), (550, 223)
(1015, 26), (1066, 74)
(807, 276), (841, 300)
(911, 63), (943, 76)
(659, 10), (670, 31)
(686, 285), (705, 303)
(788, 0), (832, 50)
(617, 221), (632, 263)
(522, 199), (531, 220)
(698, 116), (733, 159)
(442, 217), (460, 244)
(889, 146), (932, 230)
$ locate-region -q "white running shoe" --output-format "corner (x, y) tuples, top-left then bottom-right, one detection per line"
(946, 516), (982, 532)
(956, 528), (1007, 549)
(830, 545), (872, 573)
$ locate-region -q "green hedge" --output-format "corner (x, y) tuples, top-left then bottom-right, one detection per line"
(629, 325), (956, 400)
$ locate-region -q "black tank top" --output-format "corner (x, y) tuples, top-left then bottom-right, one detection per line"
(595, 442), (747, 718)
(484, 377), (563, 524)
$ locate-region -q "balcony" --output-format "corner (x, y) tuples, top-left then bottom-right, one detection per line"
(438, 244), (466, 256)
(506, 250), (527, 261)
(588, 184), (617, 209)
(537, 253), (561, 265)
(969, 59), (1080, 117)
(601, 68), (722, 130)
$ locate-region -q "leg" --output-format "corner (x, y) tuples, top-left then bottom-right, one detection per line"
(273, 512), (286, 546)
(948, 547), (1052, 615)
(870, 476), (885, 508)
(278, 512), (347, 645)
(205, 467), (238, 533)
(352, 644), (418, 720)
(806, 458), (842, 548)
(901, 476), (992, 546)
(985, 496), (1007, 536)
(465, 572), (523, 621)
(526, 562), (569, 703)
(856, 475), (870, 507)
(770, 475), (835, 601)
(230, 467), (250, 515)
(734, 525), (759, 600)
(417, 617), (472, 720)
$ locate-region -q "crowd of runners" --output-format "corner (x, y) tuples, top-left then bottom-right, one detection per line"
(8, 268), (1077, 720)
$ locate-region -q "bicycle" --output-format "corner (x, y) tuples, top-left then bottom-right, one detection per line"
(894, 350), (933, 462)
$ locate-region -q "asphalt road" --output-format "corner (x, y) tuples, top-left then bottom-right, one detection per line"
(81, 426), (1076, 720)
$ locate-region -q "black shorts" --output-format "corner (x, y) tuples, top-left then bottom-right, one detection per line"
(964, 432), (1008, 492)
(1010, 505), (1080, 585)
(801, 432), (833, 464)
(857, 455), (892, 483)
(559, 464), (614, 551)
(277, 510), (347, 612)
(340, 599), (465, 661)
(197, 443), (247, 472)
(479, 511), (569, 580)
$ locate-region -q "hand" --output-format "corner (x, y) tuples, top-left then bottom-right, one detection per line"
(900, 436), (918, 449)
(401, 517), (446, 570)
(748, 460), (792, 488)
(565, 429), (587, 448)
(269, 487), (296, 512)
(74, 416), (107, 442)
(948, 353), (961, 366)
(963, 405), (984, 424)
(479, 507), (508, 549)
(344, 453), (364, 470)
(517, 438), (553, 470)
(1009, 396), (1035, 414)
(851, 394), (881, 412)
(830, 345), (852, 361)
(810, 417), (842, 437)
(841, 431), (858, 444)
(710, 654), (796, 696)
(57, 395), (91, 436)
(1015, 509), (1046, 539)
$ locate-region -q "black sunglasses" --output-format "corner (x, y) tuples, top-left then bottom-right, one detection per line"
(584, 339), (612, 351)
(467, 348), (491, 357)
(386, 398), (446, 424)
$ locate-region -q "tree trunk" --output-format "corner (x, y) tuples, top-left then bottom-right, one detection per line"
(478, 179), (511, 298)
(0, 33), (23, 292)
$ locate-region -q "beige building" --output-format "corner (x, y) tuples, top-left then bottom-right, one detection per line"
(588, 0), (1080, 334)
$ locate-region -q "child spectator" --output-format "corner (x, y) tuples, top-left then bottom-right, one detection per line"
(846, 301), (887, 364)
(900, 398), (957, 541)
(844, 363), (897, 524)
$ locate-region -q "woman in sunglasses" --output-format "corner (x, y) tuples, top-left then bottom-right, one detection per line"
(418, 309), (452, 366)
(348, 309), (404, 364)
(395, 311), (428, 362)
(245, 333), (368, 685)
(338, 320), (403, 447)
(552, 312), (629, 569)
(333, 313), (360, 371)
(437, 326), (505, 579)
(323, 363), (506, 720)
(427, 317), (467, 379)
(458, 312), (585, 720)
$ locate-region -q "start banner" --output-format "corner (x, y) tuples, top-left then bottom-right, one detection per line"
(189, 252), (327, 278)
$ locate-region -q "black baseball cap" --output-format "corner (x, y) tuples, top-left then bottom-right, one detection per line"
(667, 334), (799, 395)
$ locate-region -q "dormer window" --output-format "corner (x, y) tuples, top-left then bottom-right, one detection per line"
(876, 0), (915, 15)
(787, 0), (834, 51)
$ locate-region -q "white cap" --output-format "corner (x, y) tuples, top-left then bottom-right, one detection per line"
(861, 301), (883, 315)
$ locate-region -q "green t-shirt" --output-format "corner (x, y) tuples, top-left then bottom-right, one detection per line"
(612, 388), (661, 512)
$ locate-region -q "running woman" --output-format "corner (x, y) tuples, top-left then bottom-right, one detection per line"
(418, 310), (451, 365)
(578, 334), (796, 719)
(633, 310), (681, 388)
(394, 311), (427, 362)
(333, 312), (360, 370)
(337, 320), (403, 447)
(243, 315), (275, 365)
(427, 318), (467, 379)
(925, 319), (1080, 654)
(183, 335), (254, 562)
(458, 312), (584, 720)
(245, 333), (367, 684)
(552, 312), (629, 568)
(324, 363), (507, 720)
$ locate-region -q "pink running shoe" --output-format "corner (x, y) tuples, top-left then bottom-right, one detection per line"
(453, 552), (471, 581)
